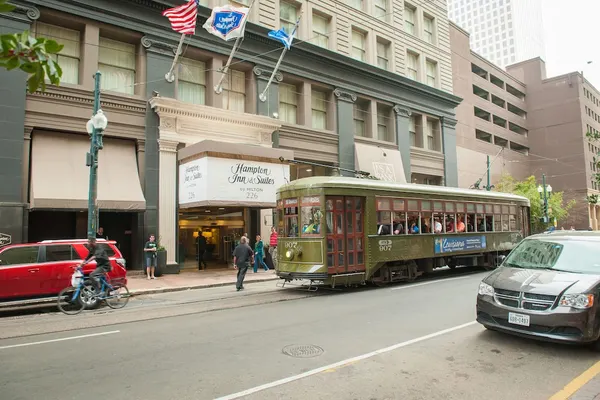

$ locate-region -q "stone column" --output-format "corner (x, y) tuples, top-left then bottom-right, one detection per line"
(298, 82), (312, 126)
(0, 7), (39, 245)
(22, 127), (33, 203)
(136, 139), (145, 191)
(393, 106), (412, 182)
(334, 88), (357, 176)
(141, 36), (179, 265)
(441, 116), (459, 188)
(368, 100), (377, 139)
(158, 139), (179, 265)
(82, 23), (100, 90)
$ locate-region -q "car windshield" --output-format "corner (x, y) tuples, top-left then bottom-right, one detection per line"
(503, 238), (600, 274)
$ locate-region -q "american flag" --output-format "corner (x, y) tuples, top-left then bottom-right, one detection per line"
(162, 0), (199, 35)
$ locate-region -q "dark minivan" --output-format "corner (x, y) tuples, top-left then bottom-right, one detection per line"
(476, 231), (600, 349)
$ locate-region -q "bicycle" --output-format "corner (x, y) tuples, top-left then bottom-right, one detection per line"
(57, 266), (130, 315)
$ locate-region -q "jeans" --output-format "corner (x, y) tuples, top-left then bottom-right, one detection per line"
(236, 263), (249, 289)
(90, 265), (110, 294)
(253, 254), (269, 273)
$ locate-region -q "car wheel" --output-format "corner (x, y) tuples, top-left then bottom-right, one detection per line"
(590, 339), (600, 352)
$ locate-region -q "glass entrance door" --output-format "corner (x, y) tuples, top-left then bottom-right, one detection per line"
(326, 196), (365, 274)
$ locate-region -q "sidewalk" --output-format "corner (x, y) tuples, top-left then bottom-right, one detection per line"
(127, 268), (279, 296)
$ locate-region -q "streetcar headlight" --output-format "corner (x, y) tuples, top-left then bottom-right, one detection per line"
(478, 282), (494, 297)
(285, 250), (293, 260)
(560, 294), (594, 309)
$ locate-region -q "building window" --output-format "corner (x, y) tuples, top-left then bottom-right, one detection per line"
(279, 83), (298, 124)
(177, 58), (206, 105)
(376, 40), (389, 70)
(280, 1), (297, 34)
(312, 13), (329, 48)
(426, 119), (437, 151)
(426, 60), (437, 87)
(409, 115), (417, 147)
(404, 3), (416, 35)
(35, 23), (80, 85)
(354, 101), (368, 137)
(407, 51), (419, 80)
(423, 15), (434, 43)
(377, 106), (390, 142)
(99, 38), (136, 95)
(374, 0), (387, 20)
(351, 29), (366, 62)
(222, 69), (246, 112)
(311, 90), (327, 130)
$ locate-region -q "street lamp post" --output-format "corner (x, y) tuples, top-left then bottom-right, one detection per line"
(85, 71), (108, 239)
(537, 173), (553, 225)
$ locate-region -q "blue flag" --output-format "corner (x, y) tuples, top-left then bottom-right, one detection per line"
(268, 27), (295, 50)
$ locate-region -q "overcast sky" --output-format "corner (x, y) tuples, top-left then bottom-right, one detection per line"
(543, 0), (600, 86)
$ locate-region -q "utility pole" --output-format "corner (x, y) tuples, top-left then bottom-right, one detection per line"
(86, 72), (108, 239)
(537, 173), (552, 226)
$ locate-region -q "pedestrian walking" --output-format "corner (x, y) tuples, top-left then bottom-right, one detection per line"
(144, 234), (158, 280)
(197, 233), (208, 270)
(253, 234), (269, 273)
(233, 236), (253, 291)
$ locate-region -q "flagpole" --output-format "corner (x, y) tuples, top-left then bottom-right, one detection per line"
(165, 33), (186, 83)
(214, 0), (257, 94)
(258, 10), (303, 102)
(258, 48), (286, 102)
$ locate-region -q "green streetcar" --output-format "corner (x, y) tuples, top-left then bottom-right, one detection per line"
(275, 176), (531, 288)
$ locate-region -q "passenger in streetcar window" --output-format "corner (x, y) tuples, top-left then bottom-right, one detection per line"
(378, 223), (391, 235)
(485, 216), (494, 231)
(467, 214), (476, 232)
(410, 221), (419, 234)
(446, 217), (455, 233)
(421, 218), (430, 233)
(393, 219), (404, 235)
(456, 216), (466, 233)
(477, 217), (485, 232)
(433, 216), (443, 233)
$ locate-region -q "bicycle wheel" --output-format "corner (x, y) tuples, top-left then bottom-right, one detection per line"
(57, 286), (85, 315)
(104, 285), (130, 309)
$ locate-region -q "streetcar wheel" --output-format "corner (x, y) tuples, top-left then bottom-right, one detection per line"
(105, 285), (130, 309)
(57, 287), (85, 315)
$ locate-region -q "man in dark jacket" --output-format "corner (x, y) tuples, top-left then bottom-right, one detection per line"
(232, 236), (253, 291)
(83, 237), (112, 294)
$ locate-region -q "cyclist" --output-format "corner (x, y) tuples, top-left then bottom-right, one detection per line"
(82, 237), (111, 294)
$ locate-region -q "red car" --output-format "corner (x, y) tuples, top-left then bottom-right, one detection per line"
(0, 239), (127, 304)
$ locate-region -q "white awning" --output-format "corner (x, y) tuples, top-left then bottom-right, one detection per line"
(30, 131), (146, 211)
(355, 143), (407, 183)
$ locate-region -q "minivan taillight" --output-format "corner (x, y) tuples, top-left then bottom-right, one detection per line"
(116, 258), (126, 269)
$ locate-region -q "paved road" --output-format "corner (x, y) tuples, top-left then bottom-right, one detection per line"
(1, 269), (598, 400)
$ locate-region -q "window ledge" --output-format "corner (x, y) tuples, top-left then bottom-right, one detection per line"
(355, 135), (397, 148)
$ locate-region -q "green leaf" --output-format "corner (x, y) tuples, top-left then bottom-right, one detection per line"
(19, 61), (36, 74)
(27, 74), (40, 93)
(44, 39), (63, 54)
(0, 2), (16, 13)
(5, 55), (18, 70)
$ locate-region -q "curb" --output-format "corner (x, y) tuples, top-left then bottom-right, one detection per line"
(129, 276), (280, 297)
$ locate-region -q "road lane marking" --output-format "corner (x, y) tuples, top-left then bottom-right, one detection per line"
(548, 360), (600, 400)
(390, 274), (476, 291)
(0, 330), (120, 350)
(214, 321), (478, 400)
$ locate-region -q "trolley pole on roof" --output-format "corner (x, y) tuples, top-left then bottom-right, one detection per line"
(485, 155), (491, 191)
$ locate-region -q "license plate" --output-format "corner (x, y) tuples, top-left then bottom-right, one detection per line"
(508, 312), (530, 327)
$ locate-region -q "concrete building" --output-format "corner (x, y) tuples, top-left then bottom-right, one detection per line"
(507, 59), (600, 230)
(447, 0), (545, 69)
(450, 22), (599, 229)
(450, 22), (530, 189)
(0, 0), (460, 270)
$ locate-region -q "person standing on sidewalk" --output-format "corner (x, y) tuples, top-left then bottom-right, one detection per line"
(144, 234), (158, 280)
(269, 226), (278, 268)
(253, 234), (269, 273)
(233, 236), (253, 291)
(197, 233), (208, 270)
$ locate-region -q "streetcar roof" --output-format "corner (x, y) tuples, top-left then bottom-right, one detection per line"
(277, 176), (530, 206)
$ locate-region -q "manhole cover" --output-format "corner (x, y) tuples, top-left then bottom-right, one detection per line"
(282, 344), (324, 358)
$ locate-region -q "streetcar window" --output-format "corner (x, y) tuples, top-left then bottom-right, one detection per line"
(476, 204), (484, 214)
(393, 199), (405, 211)
(485, 204), (493, 214)
(283, 198), (299, 237)
(276, 200), (284, 235)
(377, 210), (392, 235)
(509, 205), (517, 215)
(301, 196), (322, 236)
(393, 212), (406, 235)
(467, 213), (476, 232)
(477, 215), (486, 232)
(456, 203), (465, 213)
(408, 200), (419, 211)
(501, 215), (509, 232)
(377, 198), (391, 211)
(433, 214), (443, 233)
(434, 201), (443, 212)
(445, 202), (455, 212)
(455, 214), (466, 232)
(509, 214), (517, 231)
(421, 201), (431, 212)
(407, 212), (421, 234)
(467, 203), (475, 213)
(494, 204), (502, 214)
(445, 214), (456, 233)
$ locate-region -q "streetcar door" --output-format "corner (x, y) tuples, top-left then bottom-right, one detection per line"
(325, 196), (365, 274)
